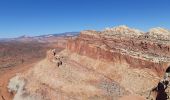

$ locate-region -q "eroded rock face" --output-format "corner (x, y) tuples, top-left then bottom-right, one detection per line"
(66, 26), (170, 98)
(148, 27), (170, 40)
(8, 26), (170, 100)
(67, 26), (170, 76)
(104, 25), (143, 36)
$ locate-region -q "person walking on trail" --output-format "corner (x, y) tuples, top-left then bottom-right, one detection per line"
(147, 66), (170, 100)
(165, 66), (170, 80)
(156, 81), (169, 100)
(147, 80), (169, 100)
(52, 49), (56, 56)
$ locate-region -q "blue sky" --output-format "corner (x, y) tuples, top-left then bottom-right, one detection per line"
(0, 0), (170, 38)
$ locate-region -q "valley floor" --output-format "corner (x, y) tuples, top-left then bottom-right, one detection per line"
(0, 59), (41, 100)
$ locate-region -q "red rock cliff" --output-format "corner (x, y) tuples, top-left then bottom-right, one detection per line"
(67, 26), (170, 77)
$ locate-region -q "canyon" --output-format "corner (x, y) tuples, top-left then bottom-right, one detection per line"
(2, 25), (170, 100)
(0, 33), (76, 100)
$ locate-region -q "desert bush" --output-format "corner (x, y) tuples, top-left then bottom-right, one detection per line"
(7, 75), (24, 92)
(8, 75), (43, 100)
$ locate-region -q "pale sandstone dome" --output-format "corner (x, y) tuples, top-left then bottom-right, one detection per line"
(81, 25), (144, 37)
(80, 30), (99, 36)
(103, 25), (143, 36)
(149, 27), (170, 35)
(149, 27), (170, 40)
(82, 25), (170, 40)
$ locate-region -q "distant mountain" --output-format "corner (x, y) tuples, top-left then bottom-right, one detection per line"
(16, 32), (79, 38)
(55, 32), (79, 36)
(0, 38), (14, 42)
(0, 32), (79, 42)
(39, 32), (79, 37)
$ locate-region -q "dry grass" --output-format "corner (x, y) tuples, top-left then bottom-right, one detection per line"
(6, 49), (161, 100)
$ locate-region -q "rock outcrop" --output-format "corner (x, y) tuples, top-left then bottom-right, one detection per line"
(66, 25), (170, 99)
(67, 26), (170, 76)
(148, 27), (170, 40)
(8, 25), (170, 100)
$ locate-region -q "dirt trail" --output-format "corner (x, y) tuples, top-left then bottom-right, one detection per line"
(0, 61), (38, 100)
(119, 95), (145, 100)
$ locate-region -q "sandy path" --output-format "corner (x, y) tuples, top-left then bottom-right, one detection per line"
(0, 60), (39, 100)
(119, 95), (146, 100)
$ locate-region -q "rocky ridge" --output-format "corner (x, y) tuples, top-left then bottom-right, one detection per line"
(68, 26), (170, 76)
(7, 25), (170, 100)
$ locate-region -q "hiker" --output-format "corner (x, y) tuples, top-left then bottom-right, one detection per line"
(156, 81), (169, 100)
(57, 62), (60, 67)
(147, 79), (169, 100)
(147, 65), (170, 100)
(52, 49), (56, 56)
(60, 61), (62, 65)
(57, 61), (62, 67)
(165, 66), (170, 79)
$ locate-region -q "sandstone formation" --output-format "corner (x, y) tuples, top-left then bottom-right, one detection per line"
(148, 27), (170, 40)
(7, 25), (170, 100)
(69, 25), (170, 76)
